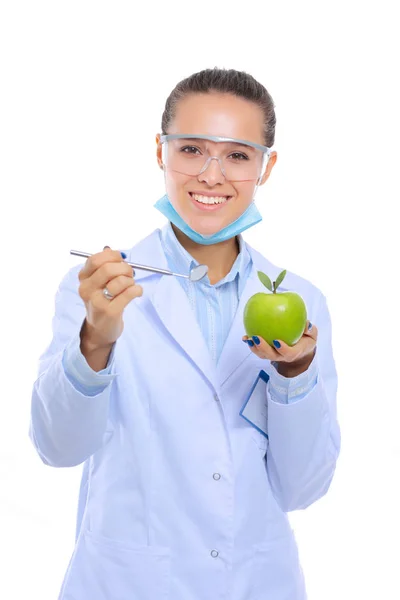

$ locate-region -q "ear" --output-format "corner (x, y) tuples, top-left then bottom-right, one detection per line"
(156, 134), (164, 170)
(259, 151), (278, 186)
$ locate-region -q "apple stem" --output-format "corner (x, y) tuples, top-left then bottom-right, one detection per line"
(273, 281), (277, 294)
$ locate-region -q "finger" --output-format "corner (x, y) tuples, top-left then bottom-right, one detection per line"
(270, 338), (301, 362)
(98, 275), (135, 299)
(104, 245), (128, 263)
(79, 247), (126, 281)
(88, 261), (134, 294)
(242, 335), (281, 360)
(108, 284), (143, 314)
(271, 335), (316, 362)
(302, 320), (318, 342)
(79, 263), (134, 302)
(104, 245), (128, 261)
(90, 275), (142, 308)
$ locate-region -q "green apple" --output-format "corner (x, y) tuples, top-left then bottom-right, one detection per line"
(243, 269), (307, 347)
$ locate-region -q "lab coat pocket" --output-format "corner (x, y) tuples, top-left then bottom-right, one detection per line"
(252, 532), (305, 600)
(62, 529), (171, 600)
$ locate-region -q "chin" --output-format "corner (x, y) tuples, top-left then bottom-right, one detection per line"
(188, 218), (226, 236)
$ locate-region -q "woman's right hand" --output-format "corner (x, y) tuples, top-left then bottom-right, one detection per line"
(78, 246), (143, 351)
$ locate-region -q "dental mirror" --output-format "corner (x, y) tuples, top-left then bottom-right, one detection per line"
(70, 251), (209, 283)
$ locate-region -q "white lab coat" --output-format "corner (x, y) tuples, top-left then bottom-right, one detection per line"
(30, 227), (340, 600)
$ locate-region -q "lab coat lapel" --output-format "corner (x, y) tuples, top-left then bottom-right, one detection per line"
(129, 230), (282, 393)
(150, 274), (218, 391)
(132, 229), (218, 391)
(217, 246), (283, 387)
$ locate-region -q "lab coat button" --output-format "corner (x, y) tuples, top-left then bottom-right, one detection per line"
(213, 473), (221, 480)
(211, 550), (219, 558)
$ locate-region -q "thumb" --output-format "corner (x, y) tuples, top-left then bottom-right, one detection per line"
(303, 320), (318, 341)
(304, 320), (313, 333)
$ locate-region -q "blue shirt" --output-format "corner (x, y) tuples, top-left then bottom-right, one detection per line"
(62, 222), (317, 402)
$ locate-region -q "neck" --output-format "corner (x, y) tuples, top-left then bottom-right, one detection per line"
(171, 223), (240, 285)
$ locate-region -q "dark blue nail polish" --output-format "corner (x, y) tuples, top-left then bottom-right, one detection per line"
(242, 339), (248, 344)
(120, 252), (127, 259)
(252, 336), (260, 345)
(247, 340), (255, 347)
(308, 322), (313, 330)
(273, 340), (281, 348)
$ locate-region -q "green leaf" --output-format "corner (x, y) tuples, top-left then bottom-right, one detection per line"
(275, 269), (287, 291)
(257, 270), (273, 291)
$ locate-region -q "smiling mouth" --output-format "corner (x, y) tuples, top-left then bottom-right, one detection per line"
(189, 192), (232, 205)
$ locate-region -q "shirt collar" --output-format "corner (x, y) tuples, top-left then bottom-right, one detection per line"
(161, 222), (252, 294)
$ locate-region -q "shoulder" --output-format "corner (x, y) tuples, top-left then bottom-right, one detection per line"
(121, 228), (163, 259)
(120, 228), (165, 283)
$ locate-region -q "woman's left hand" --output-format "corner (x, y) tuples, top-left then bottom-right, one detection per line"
(242, 321), (318, 365)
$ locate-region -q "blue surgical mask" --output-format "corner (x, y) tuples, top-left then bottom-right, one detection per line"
(153, 194), (262, 245)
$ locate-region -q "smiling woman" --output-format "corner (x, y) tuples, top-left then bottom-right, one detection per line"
(29, 67), (340, 600)
(155, 89), (277, 242)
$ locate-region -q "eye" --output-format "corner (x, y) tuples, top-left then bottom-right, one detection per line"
(229, 152), (249, 161)
(180, 146), (202, 155)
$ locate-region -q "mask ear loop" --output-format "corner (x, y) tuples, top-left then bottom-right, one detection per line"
(252, 151), (271, 200)
(161, 143), (170, 189)
(160, 142), (167, 172)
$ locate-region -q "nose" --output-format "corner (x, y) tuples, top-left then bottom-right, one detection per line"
(197, 156), (226, 186)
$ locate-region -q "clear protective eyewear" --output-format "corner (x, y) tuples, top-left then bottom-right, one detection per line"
(160, 134), (272, 183)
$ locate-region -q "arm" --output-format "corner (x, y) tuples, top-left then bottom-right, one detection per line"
(29, 267), (117, 468)
(265, 293), (341, 511)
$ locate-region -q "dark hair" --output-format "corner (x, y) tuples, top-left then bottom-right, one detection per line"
(161, 68), (276, 147)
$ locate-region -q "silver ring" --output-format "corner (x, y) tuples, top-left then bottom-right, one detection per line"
(103, 286), (114, 300)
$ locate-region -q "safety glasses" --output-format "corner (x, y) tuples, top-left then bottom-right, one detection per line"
(160, 134), (272, 182)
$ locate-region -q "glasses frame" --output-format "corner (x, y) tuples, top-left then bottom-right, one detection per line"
(160, 134), (272, 183)
(160, 134), (271, 154)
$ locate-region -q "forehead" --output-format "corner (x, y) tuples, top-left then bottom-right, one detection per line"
(168, 92), (265, 145)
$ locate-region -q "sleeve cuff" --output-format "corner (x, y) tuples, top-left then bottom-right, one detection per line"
(62, 330), (117, 396)
(269, 351), (319, 404)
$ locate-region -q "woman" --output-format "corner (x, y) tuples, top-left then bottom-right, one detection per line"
(29, 68), (340, 600)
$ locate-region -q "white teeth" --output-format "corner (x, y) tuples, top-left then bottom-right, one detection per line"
(192, 193), (229, 205)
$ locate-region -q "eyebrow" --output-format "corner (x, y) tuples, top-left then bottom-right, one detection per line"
(176, 137), (257, 153)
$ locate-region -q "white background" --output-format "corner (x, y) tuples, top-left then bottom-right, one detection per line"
(1, 1), (399, 598)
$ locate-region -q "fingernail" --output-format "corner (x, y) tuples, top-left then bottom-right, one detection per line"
(273, 340), (281, 348)
(120, 252), (127, 259)
(103, 245), (111, 250)
(308, 322), (313, 330)
(252, 336), (260, 345)
(247, 340), (255, 347)
(242, 339), (249, 344)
